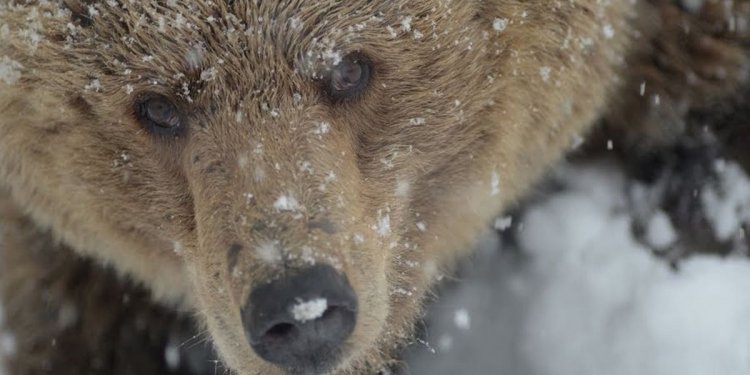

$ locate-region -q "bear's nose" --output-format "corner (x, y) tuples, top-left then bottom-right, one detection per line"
(242, 265), (357, 372)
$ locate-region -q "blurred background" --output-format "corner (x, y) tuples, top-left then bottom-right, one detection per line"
(403, 156), (750, 375)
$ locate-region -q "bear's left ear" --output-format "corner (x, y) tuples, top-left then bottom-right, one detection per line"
(63, 0), (100, 27)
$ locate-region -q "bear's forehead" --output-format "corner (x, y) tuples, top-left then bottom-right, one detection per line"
(82, 1), (423, 69)
(63, 0), (443, 102)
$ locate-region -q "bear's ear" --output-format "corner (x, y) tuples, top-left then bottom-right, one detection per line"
(63, 0), (99, 27)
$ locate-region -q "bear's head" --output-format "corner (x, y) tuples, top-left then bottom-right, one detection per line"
(0, 1), (631, 373)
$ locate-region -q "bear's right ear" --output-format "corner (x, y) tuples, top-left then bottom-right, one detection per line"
(63, 0), (98, 27)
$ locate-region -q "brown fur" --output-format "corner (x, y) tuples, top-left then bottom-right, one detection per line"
(602, 0), (750, 148)
(0, 196), (214, 374)
(0, 1), (746, 374)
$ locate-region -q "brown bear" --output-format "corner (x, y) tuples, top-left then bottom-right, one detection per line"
(0, 0), (747, 374)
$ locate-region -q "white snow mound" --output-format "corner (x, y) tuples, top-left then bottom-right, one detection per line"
(406, 161), (750, 375)
(291, 298), (328, 323)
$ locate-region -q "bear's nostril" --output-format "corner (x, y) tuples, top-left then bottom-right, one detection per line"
(321, 306), (337, 320)
(242, 265), (357, 372)
(264, 322), (296, 340)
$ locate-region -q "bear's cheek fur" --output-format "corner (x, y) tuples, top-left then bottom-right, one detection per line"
(0, 87), (195, 304)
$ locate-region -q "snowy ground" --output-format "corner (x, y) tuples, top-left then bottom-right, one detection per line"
(404, 160), (750, 375)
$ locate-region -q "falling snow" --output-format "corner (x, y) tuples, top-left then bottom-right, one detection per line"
(84, 78), (102, 92)
(274, 194), (301, 212)
(493, 216), (512, 231)
(453, 309), (471, 330)
(491, 171), (501, 196)
(255, 241), (282, 264)
(401, 16), (413, 32)
(681, 0), (706, 13)
(376, 210), (391, 237)
(200, 67), (218, 82)
(313, 121), (331, 135)
(539, 66), (551, 82)
(492, 18), (508, 32)
(0, 57), (22, 85)
(164, 343), (180, 370)
(395, 180), (411, 198)
(409, 117), (426, 126)
(289, 17), (303, 29)
(185, 46), (204, 70)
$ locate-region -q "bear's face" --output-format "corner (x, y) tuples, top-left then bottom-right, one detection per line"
(0, 1), (630, 373)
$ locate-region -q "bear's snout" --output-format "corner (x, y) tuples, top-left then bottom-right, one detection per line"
(242, 265), (357, 372)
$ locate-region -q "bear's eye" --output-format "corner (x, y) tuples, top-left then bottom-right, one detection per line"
(135, 95), (183, 135)
(325, 53), (372, 102)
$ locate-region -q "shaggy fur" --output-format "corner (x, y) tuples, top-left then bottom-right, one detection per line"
(0, 0), (746, 374)
(0, 197), (215, 374)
